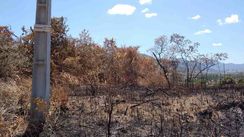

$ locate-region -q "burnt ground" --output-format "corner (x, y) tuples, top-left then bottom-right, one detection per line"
(0, 80), (243, 137)
(39, 86), (244, 137)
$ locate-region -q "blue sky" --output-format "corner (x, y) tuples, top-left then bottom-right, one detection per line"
(0, 0), (243, 63)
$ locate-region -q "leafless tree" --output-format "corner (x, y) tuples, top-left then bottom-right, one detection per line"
(170, 34), (200, 87)
(78, 29), (93, 46)
(170, 34), (228, 88)
(150, 35), (175, 88)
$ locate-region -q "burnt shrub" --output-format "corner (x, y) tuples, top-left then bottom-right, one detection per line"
(0, 45), (29, 79)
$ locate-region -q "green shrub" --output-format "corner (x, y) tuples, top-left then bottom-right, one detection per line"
(220, 77), (236, 86)
(237, 79), (244, 86)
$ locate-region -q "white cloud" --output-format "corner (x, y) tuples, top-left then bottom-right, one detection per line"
(194, 29), (212, 35)
(212, 43), (223, 47)
(141, 8), (149, 13)
(145, 12), (158, 18)
(108, 4), (136, 16)
(139, 0), (152, 5)
(141, 8), (158, 18)
(225, 14), (239, 24)
(191, 15), (201, 20)
(217, 19), (224, 26)
(217, 14), (240, 25)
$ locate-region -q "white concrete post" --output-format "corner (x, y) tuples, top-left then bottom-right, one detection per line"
(31, 0), (51, 124)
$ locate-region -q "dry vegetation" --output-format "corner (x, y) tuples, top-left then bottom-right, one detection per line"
(0, 80), (243, 137)
(0, 78), (31, 137)
(0, 18), (244, 137)
(43, 87), (243, 137)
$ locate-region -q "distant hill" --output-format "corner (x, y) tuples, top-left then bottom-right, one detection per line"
(213, 63), (244, 73)
(140, 54), (244, 73)
(191, 63), (244, 74)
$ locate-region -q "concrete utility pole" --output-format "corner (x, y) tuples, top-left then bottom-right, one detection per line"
(31, 0), (51, 125)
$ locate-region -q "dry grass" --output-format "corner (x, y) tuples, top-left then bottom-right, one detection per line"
(39, 87), (243, 137)
(0, 79), (243, 137)
(0, 78), (31, 137)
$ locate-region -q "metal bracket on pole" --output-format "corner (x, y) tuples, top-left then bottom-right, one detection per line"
(34, 24), (52, 32)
